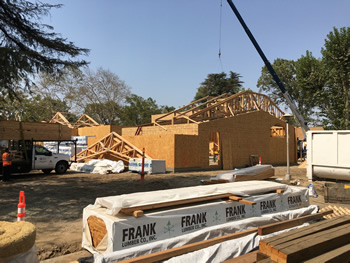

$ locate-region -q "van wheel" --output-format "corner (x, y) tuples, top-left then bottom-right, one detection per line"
(42, 169), (52, 174)
(55, 161), (68, 174)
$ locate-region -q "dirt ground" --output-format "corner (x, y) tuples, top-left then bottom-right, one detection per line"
(0, 165), (347, 260)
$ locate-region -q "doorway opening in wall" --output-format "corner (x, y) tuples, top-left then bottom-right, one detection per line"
(209, 132), (220, 165)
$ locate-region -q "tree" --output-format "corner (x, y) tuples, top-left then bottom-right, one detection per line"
(84, 101), (121, 125)
(0, 91), (71, 122)
(0, 0), (89, 95)
(257, 54), (325, 125)
(34, 67), (131, 123)
(321, 27), (350, 129)
(119, 95), (170, 126)
(194, 71), (243, 100)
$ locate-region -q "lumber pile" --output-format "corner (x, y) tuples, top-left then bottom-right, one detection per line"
(76, 132), (150, 164)
(320, 205), (350, 218)
(117, 210), (333, 263)
(259, 216), (350, 263)
(0, 120), (71, 140)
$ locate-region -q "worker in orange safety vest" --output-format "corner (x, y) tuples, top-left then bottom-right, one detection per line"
(2, 148), (12, 181)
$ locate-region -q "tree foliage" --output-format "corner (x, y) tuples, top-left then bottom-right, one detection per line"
(119, 94), (175, 126)
(35, 67), (131, 123)
(194, 71), (243, 100)
(0, 0), (89, 95)
(257, 54), (326, 125)
(320, 27), (350, 129)
(0, 91), (71, 122)
(257, 27), (350, 129)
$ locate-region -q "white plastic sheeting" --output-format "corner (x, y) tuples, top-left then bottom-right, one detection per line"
(83, 182), (309, 254)
(70, 159), (125, 174)
(129, 158), (166, 174)
(94, 180), (288, 216)
(4, 245), (39, 263)
(211, 165), (273, 182)
(92, 205), (318, 263)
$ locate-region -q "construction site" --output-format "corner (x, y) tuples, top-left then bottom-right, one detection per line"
(1, 1), (350, 263)
(1, 87), (350, 263)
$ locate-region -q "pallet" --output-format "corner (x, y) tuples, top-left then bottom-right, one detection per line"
(319, 205), (350, 219)
(259, 215), (350, 263)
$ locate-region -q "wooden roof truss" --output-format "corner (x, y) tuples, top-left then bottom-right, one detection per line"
(73, 114), (99, 128)
(153, 91), (285, 127)
(75, 132), (151, 164)
(49, 112), (73, 128)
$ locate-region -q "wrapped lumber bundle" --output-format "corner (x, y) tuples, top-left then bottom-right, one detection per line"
(82, 181), (309, 258)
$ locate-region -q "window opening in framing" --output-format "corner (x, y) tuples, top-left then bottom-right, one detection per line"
(209, 131), (220, 165)
(271, 125), (285, 137)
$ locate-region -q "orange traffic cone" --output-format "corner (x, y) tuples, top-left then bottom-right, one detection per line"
(17, 191), (26, 221)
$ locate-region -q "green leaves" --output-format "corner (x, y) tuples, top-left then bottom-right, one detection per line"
(194, 71), (243, 100)
(0, 0), (89, 94)
(257, 27), (350, 129)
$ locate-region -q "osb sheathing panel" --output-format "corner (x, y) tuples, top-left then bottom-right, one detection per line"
(123, 134), (175, 168)
(0, 120), (71, 140)
(76, 125), (123, 146)
(122, 124), (198, 136)
(174, 134), (203, 170)
(198, 111), (296, 170)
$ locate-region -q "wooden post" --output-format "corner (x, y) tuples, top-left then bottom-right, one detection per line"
(141, 148), (145, 184)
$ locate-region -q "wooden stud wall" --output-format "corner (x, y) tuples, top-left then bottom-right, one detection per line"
(0, 120), (71, 140)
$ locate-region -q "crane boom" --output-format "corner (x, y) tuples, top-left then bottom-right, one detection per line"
(226, 0), (309, 137)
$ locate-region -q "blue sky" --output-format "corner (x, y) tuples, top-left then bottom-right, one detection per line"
(44, 0), (350, 109)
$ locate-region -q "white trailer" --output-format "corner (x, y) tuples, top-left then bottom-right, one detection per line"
(307, 130), (350, 181)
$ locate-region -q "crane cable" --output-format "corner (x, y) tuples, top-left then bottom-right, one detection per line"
(218, 0), (224, 72)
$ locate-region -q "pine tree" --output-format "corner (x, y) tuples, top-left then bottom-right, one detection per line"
(0, 0), (89, 96)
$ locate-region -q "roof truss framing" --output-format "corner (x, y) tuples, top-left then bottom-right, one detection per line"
(153, 91), (285, 127)
(75, 132), (151, 164)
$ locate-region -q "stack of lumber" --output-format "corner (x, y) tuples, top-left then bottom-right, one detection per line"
(259, 216), (350, 263)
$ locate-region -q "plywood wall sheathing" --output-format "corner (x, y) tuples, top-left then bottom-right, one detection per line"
(49, 112), (73, 128)
(152, 91), (285, 128)
(73, 114), (99, 128)
(122, 123), (198, 136)
(123, 134), (175, 168)
(0, 120), (71, 140)
(76, 132), (150, 164)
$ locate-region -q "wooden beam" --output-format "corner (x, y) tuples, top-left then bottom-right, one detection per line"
(272, 223), (350, 263)
(222, 251), (268, 263)
(258, 210), (334, 236)
(303, 243), (350, 263)
(120, 193), (235, 216)
(259, 214), (350, 256)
